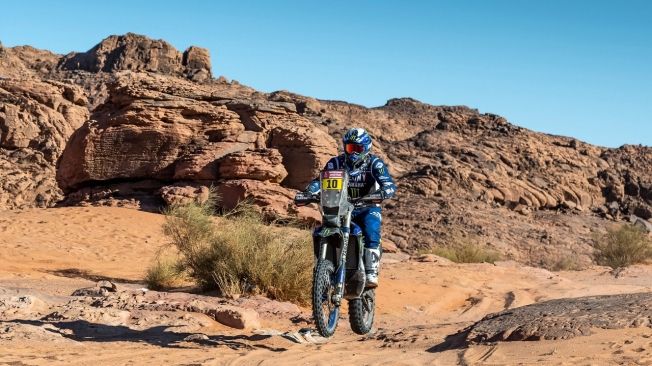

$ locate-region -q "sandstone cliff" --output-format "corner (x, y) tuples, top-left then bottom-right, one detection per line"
(0, 34), (650, 266)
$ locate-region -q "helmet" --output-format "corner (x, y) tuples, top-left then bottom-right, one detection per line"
(342, 128), (372, 167)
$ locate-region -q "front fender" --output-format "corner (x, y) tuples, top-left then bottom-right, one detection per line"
(312, 224), (363, 258)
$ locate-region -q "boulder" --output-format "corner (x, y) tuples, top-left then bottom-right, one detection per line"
(182, 46), (212, 81)
(634, 204), (652, 220)
(59, 33), (212, 80)
(0, 295), (50, 319)
(382, 239), (399, 253)
(159, 184), (211, 206)
(0, 149), (59, 208)
(173, 142), (251, 180)
(71, 280), (119, 297)
(56, 74), (243, 191)
(268, 125), (337, 190)
(630, 215), (652, 233)
(0, 79), (89, 209)
(203, 305), (261, 330)
(412, 254), (453, 264)
(0, 79), (88, 160)
(52, 72), (334, 222)
(216, 179), (296, 218)
(218, 149), (288, 183)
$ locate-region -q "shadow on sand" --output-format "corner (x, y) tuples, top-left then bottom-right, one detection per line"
(4, 319), (287, 352)
(45, 268), (143, 284)
(426, 328), (471, 353)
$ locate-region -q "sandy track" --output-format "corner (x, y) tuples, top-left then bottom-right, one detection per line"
(1, 207), (651, 365)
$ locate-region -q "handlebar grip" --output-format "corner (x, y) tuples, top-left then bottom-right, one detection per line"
(361, 192), (384, 201)
(294, 192), (319, 206)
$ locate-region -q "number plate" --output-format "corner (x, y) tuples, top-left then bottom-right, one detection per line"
(321, 170), (344, 191)
(322, 178), (343, 191)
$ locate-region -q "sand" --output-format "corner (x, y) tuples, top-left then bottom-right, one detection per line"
(1, 207), (651, 365)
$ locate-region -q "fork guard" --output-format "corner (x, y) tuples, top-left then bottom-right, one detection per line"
(313, 223), (366, 299)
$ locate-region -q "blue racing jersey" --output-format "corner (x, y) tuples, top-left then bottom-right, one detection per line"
(306, 154), (397, 200)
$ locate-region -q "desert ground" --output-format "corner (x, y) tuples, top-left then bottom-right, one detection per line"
(1, 206), (651, 365)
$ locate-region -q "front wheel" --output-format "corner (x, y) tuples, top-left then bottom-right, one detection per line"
(348, 288), (375, 335)
(312, 259), (340, 337)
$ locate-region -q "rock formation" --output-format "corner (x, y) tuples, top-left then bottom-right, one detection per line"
(0, 33), (650, 265)
(59, 33), (212, 82)
(461, 293), (652, 343)
(55, 72), (336, 218)
(0, 78), (88, 208)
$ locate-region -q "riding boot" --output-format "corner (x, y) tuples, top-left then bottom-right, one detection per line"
(363, 248), (381, 288)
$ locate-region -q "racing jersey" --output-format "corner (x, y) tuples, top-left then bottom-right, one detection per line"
(306, 154), (397, 200)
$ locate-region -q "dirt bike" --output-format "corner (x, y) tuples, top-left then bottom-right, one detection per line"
(295, 169), (383, 337)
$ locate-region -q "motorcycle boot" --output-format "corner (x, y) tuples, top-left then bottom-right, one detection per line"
(363, 247), (381, 288)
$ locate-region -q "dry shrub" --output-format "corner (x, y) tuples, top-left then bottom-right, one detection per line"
(145, 256), (184, 290)
(537, 252), (585, 271)
(421, 235), (501, 264)
(158, 199), (313, 304)
(548, 255), (584, 271)
(593, 224), (652, 269)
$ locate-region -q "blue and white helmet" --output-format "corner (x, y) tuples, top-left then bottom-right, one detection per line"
(342, 128), (372, 167)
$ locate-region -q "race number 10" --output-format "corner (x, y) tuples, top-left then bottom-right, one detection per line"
(322, 178), (343, 190)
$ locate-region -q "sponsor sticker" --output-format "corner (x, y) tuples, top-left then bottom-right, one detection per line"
(371, 211), (382, 221)
(322, 170), (344, 178)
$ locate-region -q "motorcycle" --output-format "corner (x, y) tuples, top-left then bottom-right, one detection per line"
(295, 169), (383, 337)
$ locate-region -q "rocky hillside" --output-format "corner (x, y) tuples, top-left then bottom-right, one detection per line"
(1, 34), (650, 266)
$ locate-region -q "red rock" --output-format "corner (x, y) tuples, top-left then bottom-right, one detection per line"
(383, 239), (399, 253)
(2, 34), (652, 268)
(268, 125), (337, 190)
(294, 205), (321, 225)
(204, 306), (261, 330)
(173, 142), (252, 180)
(182, 46), (212, 82)
(59, 33), (212, 81)
(218, 149), (287, 183)
(216, 179), (297, 218)
(56, 74), (242, 191)
(159, 185), (210, 206)
(412, 254), (453, 264)
(0, 79), (89, 209)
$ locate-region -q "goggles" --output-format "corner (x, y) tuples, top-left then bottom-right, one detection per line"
(345, 143), (365, 154)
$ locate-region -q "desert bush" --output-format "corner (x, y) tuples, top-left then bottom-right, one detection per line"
(145, 256), (183, 290)
(593, 224), (652, 269)
(537, 252), (585, 271)
(161, 200), (313, 304)
(548, 255), (584, 271)
(421, 236), (501, 264)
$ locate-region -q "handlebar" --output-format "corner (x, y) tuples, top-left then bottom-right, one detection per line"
(354, 192), (384, 206)
(294, 192), (319, 206)
(294, 191), (385, 207)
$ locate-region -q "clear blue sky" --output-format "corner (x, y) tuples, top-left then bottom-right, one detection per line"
(1, 0), (650, 147)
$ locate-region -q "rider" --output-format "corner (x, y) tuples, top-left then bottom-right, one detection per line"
(304, 128), (397, 287)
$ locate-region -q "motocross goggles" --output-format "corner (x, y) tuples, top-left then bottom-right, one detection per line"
(345, 143), (365, 154)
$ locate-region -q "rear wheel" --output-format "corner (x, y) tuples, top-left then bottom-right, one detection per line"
(348, 288), (375, 335)
(312, 259), (339, 337)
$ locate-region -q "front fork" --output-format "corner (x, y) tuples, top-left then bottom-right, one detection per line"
(319, 213), (352, 306)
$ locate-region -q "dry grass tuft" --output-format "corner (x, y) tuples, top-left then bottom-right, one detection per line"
(421, 236), (501, 264)
(593, 224), (652, 269)
(151, 198), (313, 304)
(145, 256), (184, 290)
